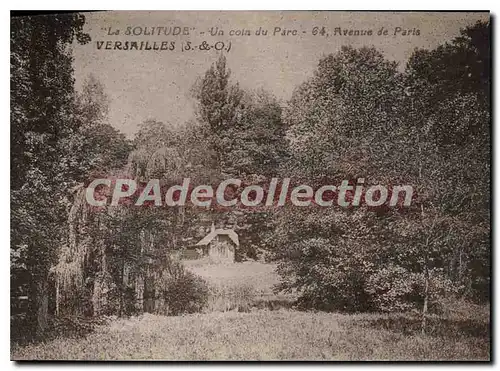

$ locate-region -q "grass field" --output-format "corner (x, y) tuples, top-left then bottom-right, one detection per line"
(11, 260), (490, 361)
(12, 309), (489, 361)
(183, 260), (293, 312)
(183, 260), (280, 292)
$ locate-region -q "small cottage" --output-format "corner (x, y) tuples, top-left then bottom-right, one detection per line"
(194, 224), (239, 263)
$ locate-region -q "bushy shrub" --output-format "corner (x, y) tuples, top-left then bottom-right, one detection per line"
(276, 238), (375, 312)
(365, 266), (422, 312)
(160, 260), (209, 315)
(276, 238), (457, 314)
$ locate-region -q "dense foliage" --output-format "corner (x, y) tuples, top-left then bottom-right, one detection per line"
(273, 22), (490, 324)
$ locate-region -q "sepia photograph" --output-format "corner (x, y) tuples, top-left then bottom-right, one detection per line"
(10, 10), (491, 361)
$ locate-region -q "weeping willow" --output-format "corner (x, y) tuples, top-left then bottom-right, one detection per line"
(52, 144), (189, 318)
(51, 186), (97, 316)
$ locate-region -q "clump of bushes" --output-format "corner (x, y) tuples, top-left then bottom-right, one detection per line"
(276, 238), (457, 314)
(159, 260), (209, 315)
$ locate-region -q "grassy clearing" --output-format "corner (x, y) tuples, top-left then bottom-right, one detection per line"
(12, 309), (489, 361)
(183, 260), (279, 292)
(12, 261), (490, 361)
(183, 260), (294, 312)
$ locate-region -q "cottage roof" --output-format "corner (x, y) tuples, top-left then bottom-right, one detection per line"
(195, 229), (240, 247)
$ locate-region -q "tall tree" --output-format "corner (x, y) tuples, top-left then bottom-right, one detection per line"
(71, 75), (132, 176)
(193, 54), (243, 173)
(403, 20), (490, 306)
(194, 56), (289, 259)
(11, 13), (90, 338)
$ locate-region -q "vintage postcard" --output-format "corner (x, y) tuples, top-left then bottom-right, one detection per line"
(11, 10), (490, 361)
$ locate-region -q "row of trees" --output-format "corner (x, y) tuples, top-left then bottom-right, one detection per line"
(44, 54), (289, 325)
(272, 21), (490, 326)
(11, 13), (287, 339)
(183, 22), (489, 323)
(123, 21), (490, 323)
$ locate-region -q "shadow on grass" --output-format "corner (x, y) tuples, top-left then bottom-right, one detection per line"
(357, 313), (490, 339)
(11, 315), (108, 347)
